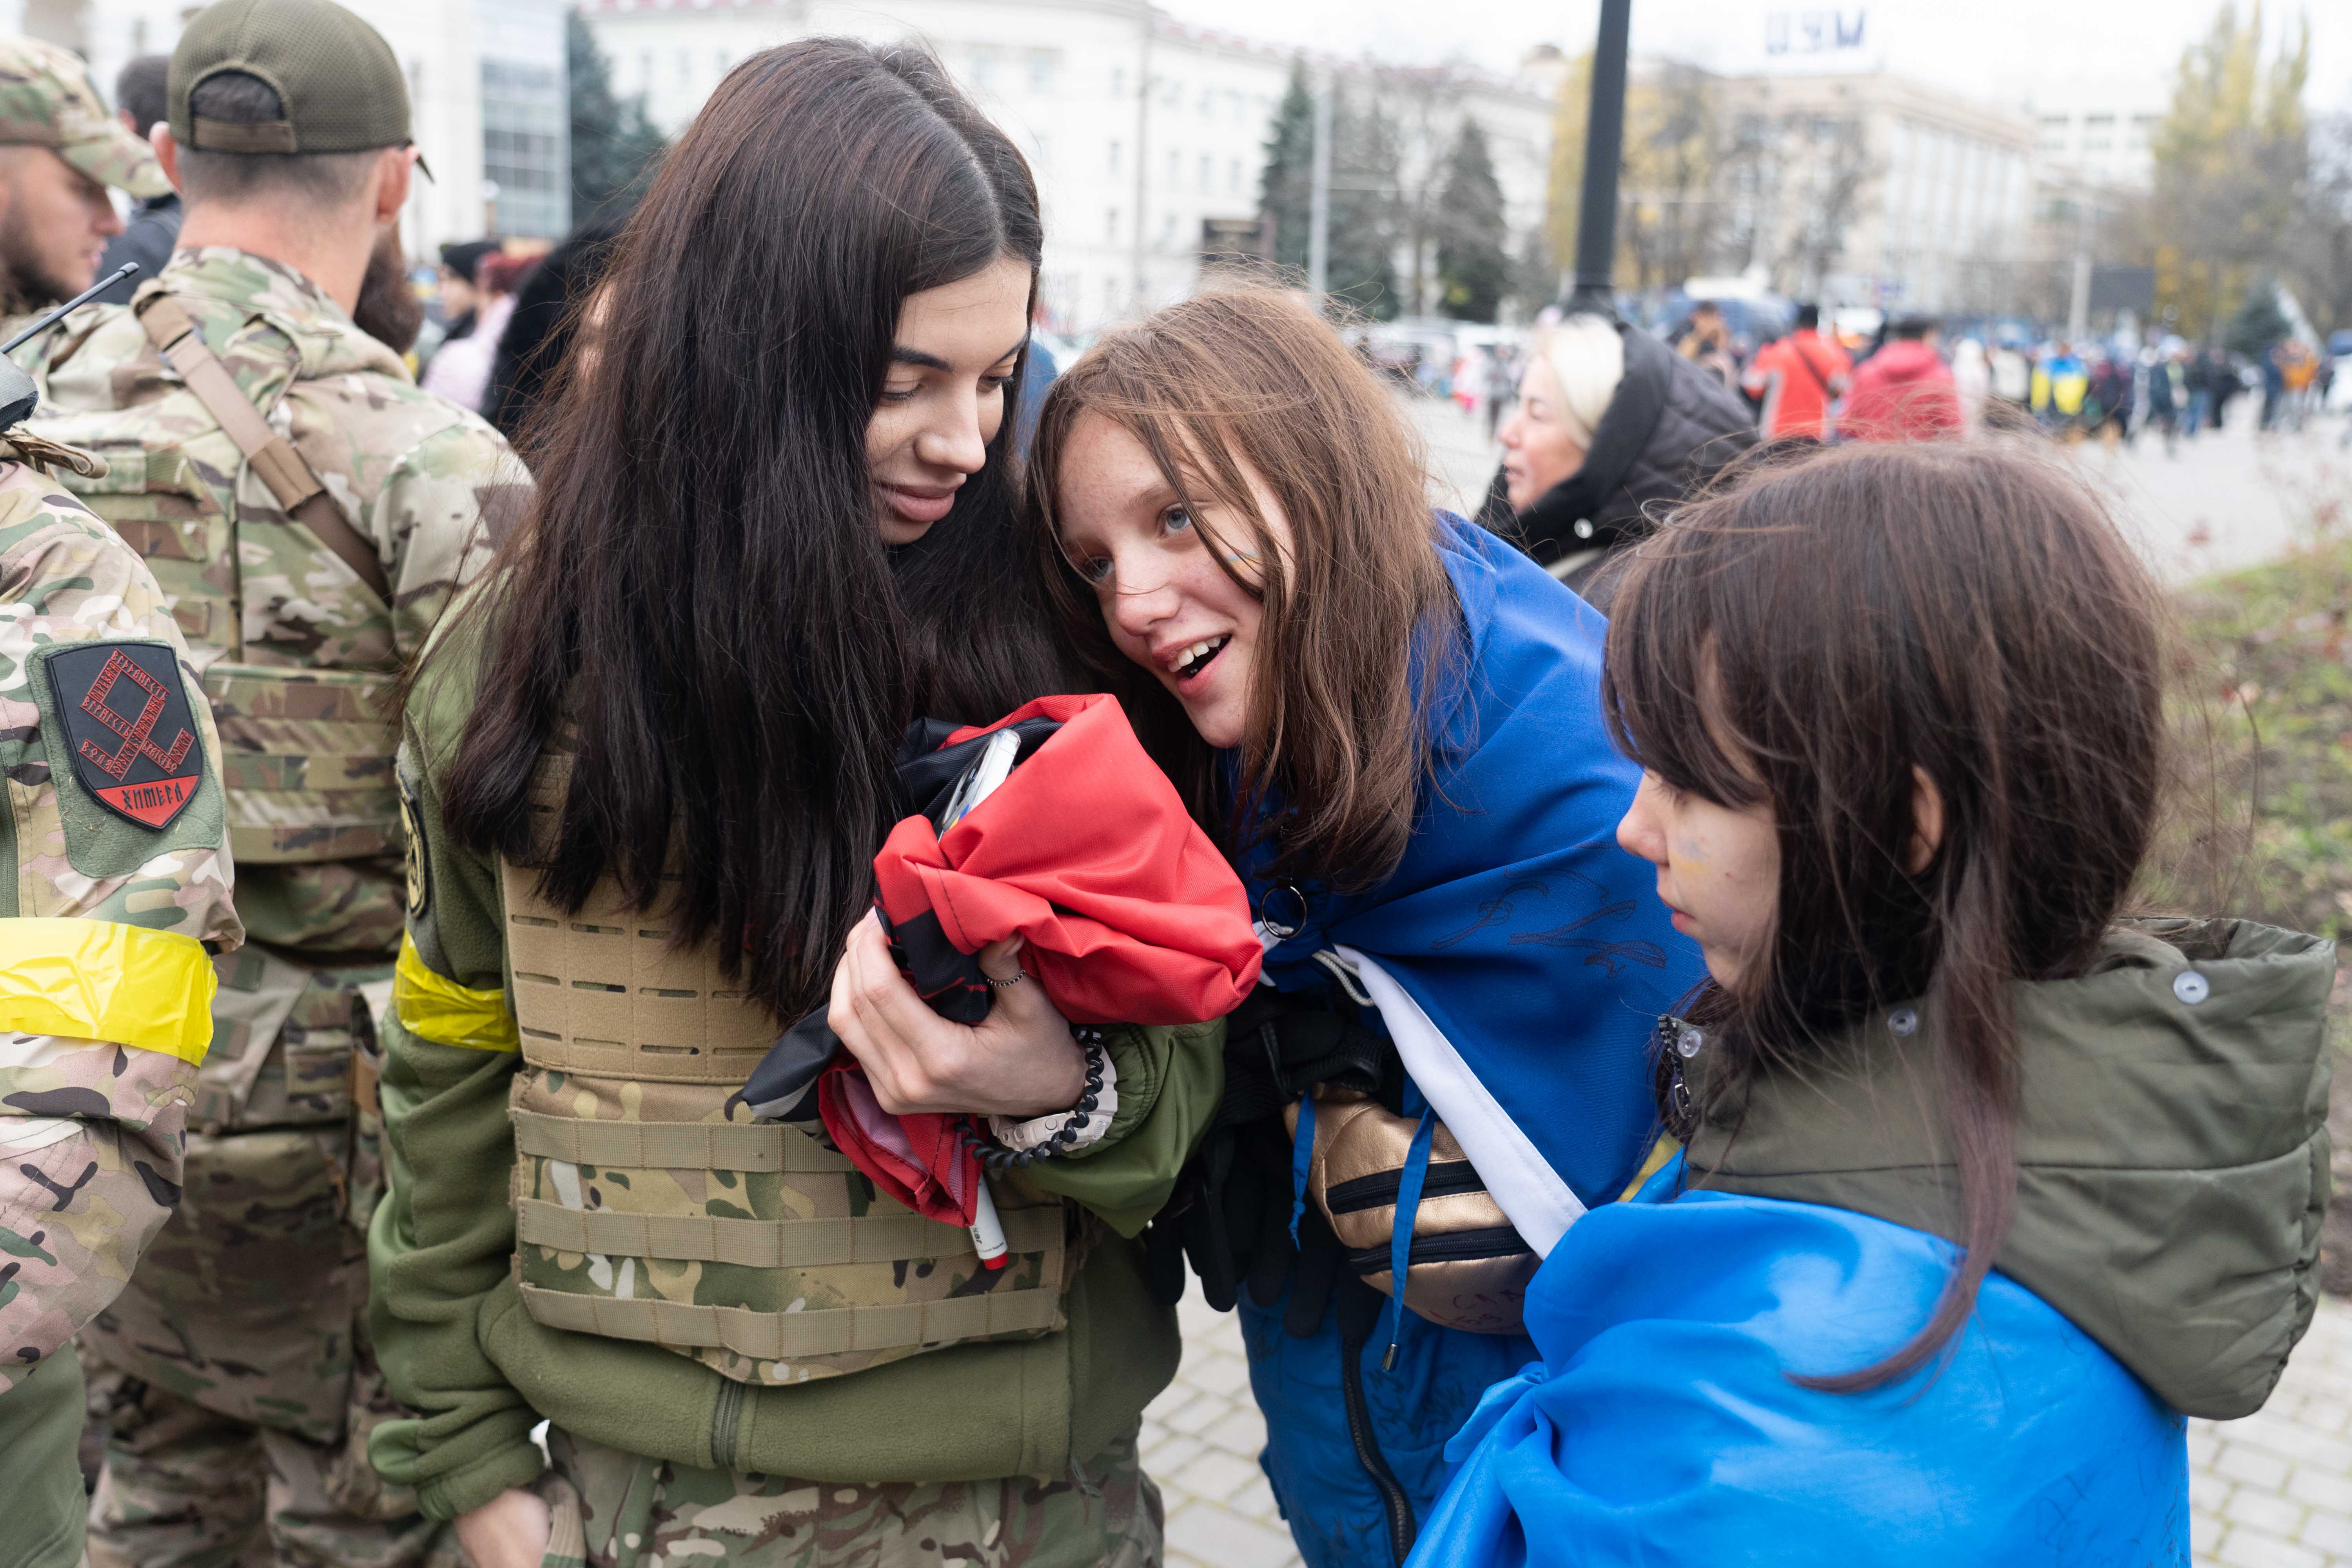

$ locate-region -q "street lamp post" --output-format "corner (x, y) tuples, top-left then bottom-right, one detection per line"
(1308, 74), (1333, 299)
(1568, 0), (1632, 316)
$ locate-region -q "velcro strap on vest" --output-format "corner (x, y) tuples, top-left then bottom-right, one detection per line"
(514, 1198), (1062, 1268)
(515, 1281), (1062, 1359)
(133, 292), (393, 602)
(510, 1107), (855, 1173)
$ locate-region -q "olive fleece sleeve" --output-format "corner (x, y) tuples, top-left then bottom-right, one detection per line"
(365, 696), (544, 1521)
(1019, 1017), (1225, 1237)
(366, 1025), (541, 1519)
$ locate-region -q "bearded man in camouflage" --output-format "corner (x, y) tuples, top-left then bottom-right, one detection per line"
(0, 36), (167, 317)
(19, 2), (523, 1563)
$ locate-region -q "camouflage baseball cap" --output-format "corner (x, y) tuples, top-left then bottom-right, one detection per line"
(169, 0), (414, 158)
(0, 36), (170, 199)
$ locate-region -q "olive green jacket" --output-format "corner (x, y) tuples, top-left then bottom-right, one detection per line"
(365, 619), (1225, 1522)
(1682, 918), (2335, 1420)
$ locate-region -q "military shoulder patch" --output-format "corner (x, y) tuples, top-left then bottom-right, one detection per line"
(42, 641), (205, 830)
(397, 760), (432, 920)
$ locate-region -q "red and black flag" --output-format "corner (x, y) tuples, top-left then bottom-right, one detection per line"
(44, 641), (205, 830)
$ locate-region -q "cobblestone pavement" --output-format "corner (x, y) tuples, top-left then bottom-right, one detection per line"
(1153, 1290), (2352, 1568)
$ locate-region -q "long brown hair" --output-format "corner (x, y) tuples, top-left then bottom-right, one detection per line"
(1025, 289), (1456, 889)
(429, 41), (1067, 1021)
(1602, 438), (2165, 1388)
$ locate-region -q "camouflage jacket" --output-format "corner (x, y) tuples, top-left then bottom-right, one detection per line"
(0, 453), (242, 1393)
(21, 247), (524, 962)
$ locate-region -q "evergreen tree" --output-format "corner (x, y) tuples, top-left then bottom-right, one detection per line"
(1434, 118), (1510, 321)
(2223, 283), (2290, 358)
(1258, 60), (1316, 275)
(1327, 86), (1401, 319)
(570, 13), (668, 220)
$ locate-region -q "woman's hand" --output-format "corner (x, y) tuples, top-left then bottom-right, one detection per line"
(454, 1487), (550, 1568)
(828, 912), (1085, 1119)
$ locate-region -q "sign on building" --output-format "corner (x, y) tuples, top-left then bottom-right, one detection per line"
(1764, 10), (1867, 56)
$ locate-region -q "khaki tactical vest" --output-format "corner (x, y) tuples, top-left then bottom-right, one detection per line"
(499, 753), (1069, 1384)
(30, 291), (401, 872)
(30, 289), (408, 1141)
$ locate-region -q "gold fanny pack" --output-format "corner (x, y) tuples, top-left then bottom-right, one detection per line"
(1290, 1087), (1535, 1336)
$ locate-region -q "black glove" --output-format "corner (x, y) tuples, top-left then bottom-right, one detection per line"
(1143, 987), (1402, 1314)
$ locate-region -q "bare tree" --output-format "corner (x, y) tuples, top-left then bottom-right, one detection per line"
(1617, 62), (1728, 291)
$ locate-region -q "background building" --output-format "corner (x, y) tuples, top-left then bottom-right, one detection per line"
(2027, 78), (2167, 193)
(579, 0), (1554, 330)
(0, 0), (572, 254)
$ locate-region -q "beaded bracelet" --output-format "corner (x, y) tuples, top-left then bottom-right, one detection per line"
(961, 1025), (1107, 1170)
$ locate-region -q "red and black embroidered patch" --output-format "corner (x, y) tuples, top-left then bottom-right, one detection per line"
(43, 642), (204, 830)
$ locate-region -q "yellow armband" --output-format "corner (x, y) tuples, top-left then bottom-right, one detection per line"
(0, 918), (216, 1062)
(393, 933), (517, 1052)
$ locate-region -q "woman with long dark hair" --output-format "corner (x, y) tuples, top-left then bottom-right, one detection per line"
(369, 42), (1212, 1567)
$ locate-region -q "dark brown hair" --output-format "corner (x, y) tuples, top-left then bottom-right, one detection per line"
(1602, 438), (2164, 1388)
(430, 40), (1066, 1020)
(1025, 289), (1457, 889)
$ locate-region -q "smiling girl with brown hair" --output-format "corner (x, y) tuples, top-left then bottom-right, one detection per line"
(1029, 288), (1703, 1568)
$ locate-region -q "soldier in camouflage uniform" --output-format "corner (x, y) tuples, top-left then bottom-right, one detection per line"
(0, 36), (171, 319)
(0, 392), (244, 1566)
(18, 1), (521, 1563)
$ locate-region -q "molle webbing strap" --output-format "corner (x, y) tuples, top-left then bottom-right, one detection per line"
(514, 1198), (1063, 1269)
(133, 293), (394, 603)
(514, 1281), (1063, 1361)
(501, 858), (779, 1086)
(509, 1107), (852, 1173)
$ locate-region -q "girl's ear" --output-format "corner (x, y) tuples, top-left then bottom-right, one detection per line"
(1907, 765), (1946, 875)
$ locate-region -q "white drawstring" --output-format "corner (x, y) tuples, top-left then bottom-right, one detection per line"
(1311, 948), (1376, 1008)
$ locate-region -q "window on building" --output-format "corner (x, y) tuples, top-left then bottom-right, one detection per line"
(1107, 208), (1120, 243)
(1229, 157), (1241, 193)
(1198, 86), (1212, 115)
(1108, 138), (1122, 174)
(1228, 90), (1243, 124)
(1029, 50), (1054, 95)
(1198, 153), (1212, 191)
(2037, 113), (2070, 152)
(2082, 113), (2114, 152)
(1110, 66), (1125, 98)
(972, 49), (996, 93)
(639, 51), (653, 93)
(482, 57), (568, 239)
(715, 48), (730, 76)
(2129, 114), (2158, 149)
(675, 49), (689, 88)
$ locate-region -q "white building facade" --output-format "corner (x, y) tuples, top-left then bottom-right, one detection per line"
(1709, 67), (2037, 316)
(2025, 75), (2165, 193)
(2, 0), (571, 253)
(580, 0), (1554, 331)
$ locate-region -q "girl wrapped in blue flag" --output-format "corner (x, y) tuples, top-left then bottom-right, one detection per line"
(1410, 439), (2332, 1566)
(1026, 288), (1704, 1568)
